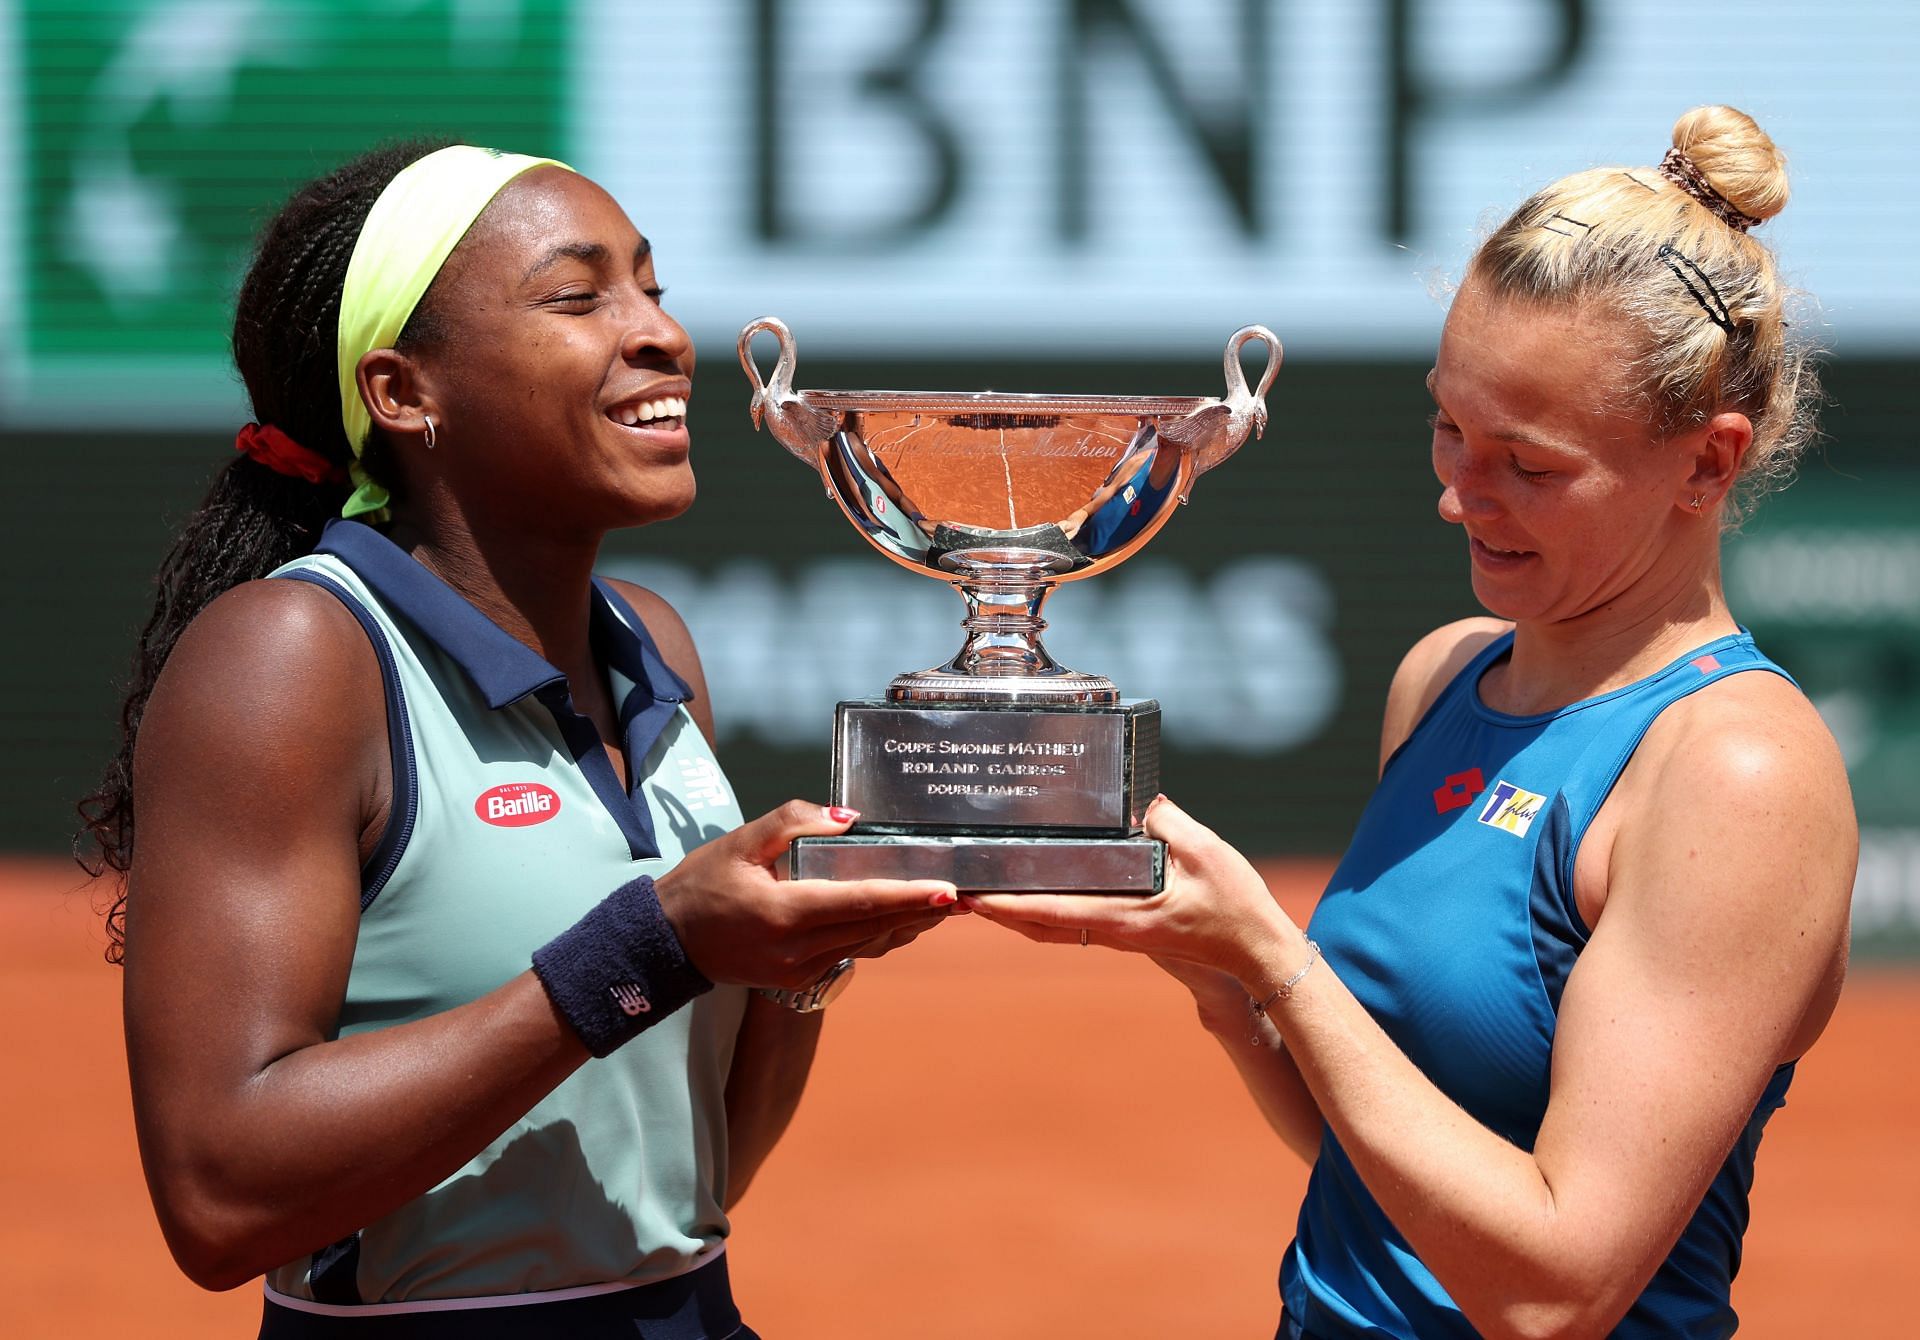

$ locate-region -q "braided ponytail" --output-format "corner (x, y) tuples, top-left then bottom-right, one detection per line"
(77, 139), (449, 962)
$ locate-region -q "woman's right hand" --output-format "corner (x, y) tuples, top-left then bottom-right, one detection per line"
(652, 800), (964, 990)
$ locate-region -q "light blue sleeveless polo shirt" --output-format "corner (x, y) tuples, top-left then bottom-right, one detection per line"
(1283, 630), (1796, 1339)
(263, 520), (748, 1306)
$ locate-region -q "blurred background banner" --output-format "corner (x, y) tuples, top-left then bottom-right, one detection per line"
(1, 0), (1915, 953)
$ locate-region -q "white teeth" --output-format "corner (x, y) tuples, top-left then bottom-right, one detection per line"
(612, 395), (687, 426)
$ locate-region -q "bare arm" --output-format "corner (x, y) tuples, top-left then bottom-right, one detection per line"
(1124, 620), (1509, 1162)
(125, 581), (594, 1290)
(1251, 681), (1853, 1335)
(127, 582), (958, 1289)
(974, 675), (1855, 1338)
(1137, 956), (1322, 1161)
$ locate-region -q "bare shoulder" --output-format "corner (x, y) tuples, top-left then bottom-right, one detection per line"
(131, 577), (389, 918)
(603, 578), (703, 682)
(144, 576), (383, 747)
(1604, 668), (1855, 1055)
(603, 577), (715, 741)
(1378, 617), (1512, 773)
(1645, 669), (1852, 829)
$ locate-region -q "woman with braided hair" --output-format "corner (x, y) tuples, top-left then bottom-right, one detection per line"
(970, 106), (1856, 1338)
(77, 142), (966, 1336)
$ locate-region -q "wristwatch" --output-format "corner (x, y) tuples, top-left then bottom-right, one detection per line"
(755, 958), (856, 1013)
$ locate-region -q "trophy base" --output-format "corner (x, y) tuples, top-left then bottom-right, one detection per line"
(791, 834), (1164, 895)
(831, 698), (1159, 831)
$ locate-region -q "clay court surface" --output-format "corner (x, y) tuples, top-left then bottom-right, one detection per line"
(3, 857), (1914, 1338)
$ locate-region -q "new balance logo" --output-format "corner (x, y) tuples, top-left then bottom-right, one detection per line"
(1477, 780), (1546, 837)
(678, 757), (732, 812)
(1432, 767), (1486, 814)
(609, 984), (651, 1017)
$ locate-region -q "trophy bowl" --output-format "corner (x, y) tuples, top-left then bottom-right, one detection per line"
(739, 317), (1282, 893)
(740, 317), (1282, 706)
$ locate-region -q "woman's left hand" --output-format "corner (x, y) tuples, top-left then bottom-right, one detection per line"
(966, 795), (1302, 988)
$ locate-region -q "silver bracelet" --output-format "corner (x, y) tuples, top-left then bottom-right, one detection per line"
(1248, 939), (1320, 1047)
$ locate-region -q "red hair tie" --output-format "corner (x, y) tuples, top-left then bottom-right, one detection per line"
(234, 422), (348, 485)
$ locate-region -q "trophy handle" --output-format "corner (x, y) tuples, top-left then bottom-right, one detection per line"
(1222, 323), (1283, 441)
(738, 316), (841, 461)
(1160, 323), (1285, 502)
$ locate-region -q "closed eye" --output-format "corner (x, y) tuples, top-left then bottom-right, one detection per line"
(1508, 459), (1552, 482)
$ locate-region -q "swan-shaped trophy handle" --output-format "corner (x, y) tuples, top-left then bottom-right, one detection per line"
(1158, 323), (1284, 502)
(738, 316), (842, 462)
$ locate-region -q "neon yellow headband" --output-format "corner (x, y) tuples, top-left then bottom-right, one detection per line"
(336, 145), (573, 518)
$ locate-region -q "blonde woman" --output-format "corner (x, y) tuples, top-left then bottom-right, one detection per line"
(972, 107), (1855, 1339)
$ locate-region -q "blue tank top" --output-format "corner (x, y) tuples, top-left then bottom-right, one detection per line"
(1075, 448), (1178, 555)
(1283, 629), (1795, 1339)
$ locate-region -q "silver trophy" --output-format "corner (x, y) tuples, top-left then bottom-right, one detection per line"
(740, 317), (1282, 893)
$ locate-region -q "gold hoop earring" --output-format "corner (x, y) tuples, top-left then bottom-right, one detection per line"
(423, 415), (437, 450)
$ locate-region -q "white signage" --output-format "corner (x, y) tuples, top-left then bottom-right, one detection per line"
(591, 0), (1919, 358)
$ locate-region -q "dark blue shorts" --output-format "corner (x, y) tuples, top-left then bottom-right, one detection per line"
(257, 1252), (755, 1339)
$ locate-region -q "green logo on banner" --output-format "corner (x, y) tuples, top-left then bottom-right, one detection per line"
(13, 0), (569, 419)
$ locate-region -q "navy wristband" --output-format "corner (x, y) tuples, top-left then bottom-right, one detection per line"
(531, 874), (713, 1057)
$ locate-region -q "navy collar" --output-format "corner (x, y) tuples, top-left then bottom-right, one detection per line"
(314, 519), (692, 713)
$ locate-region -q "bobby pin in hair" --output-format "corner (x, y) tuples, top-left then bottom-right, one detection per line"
(1657, 243), (1737, 335)
(1539, 212), (1595, 238)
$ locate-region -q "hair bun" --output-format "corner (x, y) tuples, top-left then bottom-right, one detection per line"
(1670, 105), (1789, 226)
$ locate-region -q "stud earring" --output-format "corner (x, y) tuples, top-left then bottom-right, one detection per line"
(1689, 494), (1704, 510)
(423, 415), (437, 450)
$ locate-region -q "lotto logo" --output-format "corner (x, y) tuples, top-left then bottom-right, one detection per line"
(474, 782), (561, 828)
(1432, 767), (1486, 814)
(1477, 780), (1545, 837)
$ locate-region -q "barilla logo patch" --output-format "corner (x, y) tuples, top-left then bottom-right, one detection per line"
(1476, 779), (1545, 838)
(474, 782), (561, 827)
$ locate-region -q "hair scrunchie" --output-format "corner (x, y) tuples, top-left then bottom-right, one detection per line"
(1657, 148), (1762, 234)
(235, 422), (349, 485)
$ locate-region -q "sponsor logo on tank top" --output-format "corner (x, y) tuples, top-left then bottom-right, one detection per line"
(474, 782), (562, 827)
(1432, 767), (1486, 814)
(1476, 779), (1545, 837)
(677, 757), (734, 812)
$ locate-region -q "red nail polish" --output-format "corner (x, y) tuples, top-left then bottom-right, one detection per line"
(930, 887), (958, 906)
(827, 806), (860, 823)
